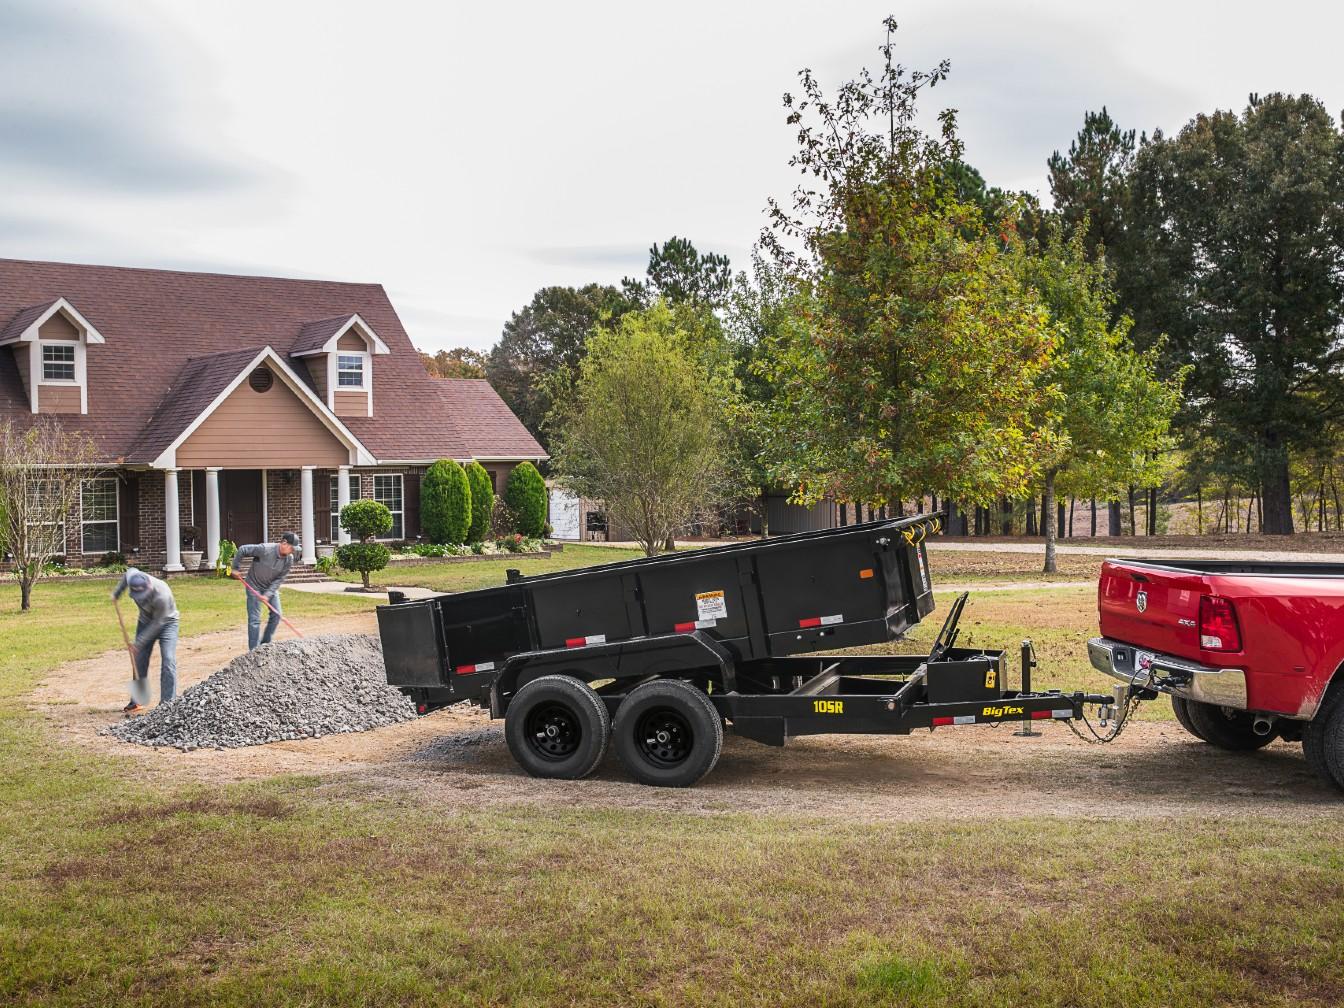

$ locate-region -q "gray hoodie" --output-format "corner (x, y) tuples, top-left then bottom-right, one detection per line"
(112, 567), (179, 648)
(231, 543), (295, 594)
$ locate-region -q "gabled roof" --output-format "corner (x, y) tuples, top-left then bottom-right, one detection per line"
(290, 312), (390, 357)
(0, 258), (533, 464)
(0, 296), (105, 346)
(433, 379), (547, 460)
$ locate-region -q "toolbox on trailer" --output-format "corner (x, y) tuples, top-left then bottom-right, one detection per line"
(377, 514), (1110, 787)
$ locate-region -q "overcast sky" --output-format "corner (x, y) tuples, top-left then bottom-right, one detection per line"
(3, 0), (1342, 352)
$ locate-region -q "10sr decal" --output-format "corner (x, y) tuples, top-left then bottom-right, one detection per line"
(813, 700), (844, 714)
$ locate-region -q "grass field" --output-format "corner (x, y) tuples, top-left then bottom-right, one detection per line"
(2, 554), (1342, 1006)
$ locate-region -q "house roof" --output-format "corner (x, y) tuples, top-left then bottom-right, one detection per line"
(291, 315), (356, 356)
(0, 257), (544, 464)
(432, 379), (546, 459)
(0, 299), (59, 345)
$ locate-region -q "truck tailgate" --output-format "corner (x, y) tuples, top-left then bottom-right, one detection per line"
(1098, 560), (1208, 662)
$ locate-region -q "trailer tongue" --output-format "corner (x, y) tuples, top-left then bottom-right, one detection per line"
(377, 513), (1112, 787)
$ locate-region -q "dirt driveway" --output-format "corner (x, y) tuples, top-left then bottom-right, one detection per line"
(29, 615), (1344, 823)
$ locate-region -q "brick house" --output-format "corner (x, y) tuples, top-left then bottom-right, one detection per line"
(0, 258), (545, 572)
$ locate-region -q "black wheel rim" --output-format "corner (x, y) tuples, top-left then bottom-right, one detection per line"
(526, 702), (581, 761)
(635, 707), (693, 767)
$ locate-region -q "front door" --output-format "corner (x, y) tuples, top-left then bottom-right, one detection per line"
(222, 470), (264, 546)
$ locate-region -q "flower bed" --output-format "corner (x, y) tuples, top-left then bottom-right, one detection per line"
(390, 535), (547, 560)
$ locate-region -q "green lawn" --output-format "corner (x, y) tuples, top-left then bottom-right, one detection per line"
(2, 558), (1342, 1006)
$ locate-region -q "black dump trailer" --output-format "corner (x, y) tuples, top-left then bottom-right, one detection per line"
(377, 513), (1110, 786)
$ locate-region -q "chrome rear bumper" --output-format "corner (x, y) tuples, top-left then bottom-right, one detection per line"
(1087, 636), (1248, 709)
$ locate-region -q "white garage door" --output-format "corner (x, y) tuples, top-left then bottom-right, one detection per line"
(549, 489), (581, 540)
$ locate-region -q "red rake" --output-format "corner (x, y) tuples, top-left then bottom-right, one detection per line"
(235, 573), (305, 638)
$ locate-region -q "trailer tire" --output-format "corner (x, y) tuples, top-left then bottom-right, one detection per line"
(1184, 700), (1275, 752)
(1170, 696), (1207, 742)
(613, 679), (723, 788)
(505, 675), (610, 780)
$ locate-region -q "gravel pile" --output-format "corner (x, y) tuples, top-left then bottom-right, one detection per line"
(103, 634), (415, 751)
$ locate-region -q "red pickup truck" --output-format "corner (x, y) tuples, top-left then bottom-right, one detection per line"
(1088, 558), (1344, 791)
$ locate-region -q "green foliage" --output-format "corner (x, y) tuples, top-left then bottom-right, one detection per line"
(504, 462), (548, 539)
(215, 540), (237, 577)
(464, 462), (494, 543)
(339, 499), (393, 542)
(1046, 107), (1136, 262)
(755, 21), (1056, 508)
(421, 459), (471, 545)
(419, 346), (487, 379)
(315, 555), (339, 576)
(335, 542), (392, 590)
(625, 236), (734, 309)
(549, 302), (739, 555)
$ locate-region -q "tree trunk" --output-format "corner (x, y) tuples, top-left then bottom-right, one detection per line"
(1026, 501), (1037, 536)
(945, 500), (958, 535)
(1002, 497), (1012, 536)
(20, 574), (33, 611)
(1196, 485), (1203, 535)
(1259, 443), (1294, 535)
(1127, 485), (1136, 535)
(1147, 487), (1158, 536)
(1057, 501), (1067, 539)
(759, 491), (769, 538)
(1068, 497), (1076, 538)
(1108, 501), (1121, 536)
(1043, 470), (1058, 574)
(1090, 497), (1097, 537)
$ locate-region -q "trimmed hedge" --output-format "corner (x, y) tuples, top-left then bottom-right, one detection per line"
(340, 499), (393, 541)
(504, 462), (547, 537)
(336, 541), (392, 590)
(464, 461), (494, 544)
(421, 459), (472, 545)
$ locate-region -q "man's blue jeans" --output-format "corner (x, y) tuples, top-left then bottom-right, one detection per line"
(134, 615), (179, 704)
(246, 587), (281, 650)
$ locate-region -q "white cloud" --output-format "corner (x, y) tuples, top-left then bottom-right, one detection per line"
(1, 0), (1341, 351)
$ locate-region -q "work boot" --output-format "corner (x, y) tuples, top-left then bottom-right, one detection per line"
(123, 700), (144, 714)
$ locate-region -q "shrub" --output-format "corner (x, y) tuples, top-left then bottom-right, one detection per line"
(489, 498), (516, 538)
(340, 499), (393, 542)
(315, 555), (339, 576)
(504, 462), (547, 537)
(99, 551), (126, 567)
(215, 540), (237, 577)
(421, 459), (471, 545)
(464, 461), (494, 544)
(335, 542), (392, 590)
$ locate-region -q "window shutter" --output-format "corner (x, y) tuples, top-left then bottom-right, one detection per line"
(315, 469), (331, 542)
(404, 472), (421, 540)
(118, 473), (140, 552)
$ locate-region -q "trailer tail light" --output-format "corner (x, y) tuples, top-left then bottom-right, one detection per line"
(1198, 595), (1241, 651)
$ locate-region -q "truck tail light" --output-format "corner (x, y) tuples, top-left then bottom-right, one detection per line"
(1199, 595), (1241, 651)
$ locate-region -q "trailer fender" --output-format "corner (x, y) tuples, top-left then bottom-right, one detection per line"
(491, 631), (738, 715)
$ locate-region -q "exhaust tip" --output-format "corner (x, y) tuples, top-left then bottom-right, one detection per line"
(1252, 716), (1275, 736)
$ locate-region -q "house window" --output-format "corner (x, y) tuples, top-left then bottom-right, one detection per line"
(26, 479), (66, 555)
(81, 478), (119, 554)
(329, 473), (363, 540)
(373, 474), (403, 540)
(337, 354), (366, 388)
(42, 344), (76, 382)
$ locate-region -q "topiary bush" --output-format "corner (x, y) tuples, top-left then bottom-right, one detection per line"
(335, 542), (391, 590)
(464, 461), (494, 544)
(421, 459), (471, 545)
(340, 499), (393, 542)
(504, 462), (547, 538)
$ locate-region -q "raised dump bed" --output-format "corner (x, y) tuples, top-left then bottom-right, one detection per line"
(378, 514), (1109, 786)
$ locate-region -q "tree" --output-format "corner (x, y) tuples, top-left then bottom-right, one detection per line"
(550, 302), (739, 556)
(486, 284), (640, 447)
(504, 462), (548, 538)
(1046, 107), (1136, 262)
(420, 459), (471, 545)
(755, 19), (1057, 509)
(419, 347), (487, 379)
(336, 499), (393, 590)
(1013, 227), (1186, 571)
(625, 236), (734, 309)
(0, 419), (104, 611)
(464, 461), (494, 544)
(1125, 93), (1344, 534)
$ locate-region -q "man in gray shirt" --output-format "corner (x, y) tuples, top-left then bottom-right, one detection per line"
(231, 531), (299, 650)
(112, 567), (179, 712)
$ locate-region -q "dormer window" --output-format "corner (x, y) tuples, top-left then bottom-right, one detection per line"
(0, 296), (105, 415)
(337, 353), (367, 389)
(42, 344), (77, 382)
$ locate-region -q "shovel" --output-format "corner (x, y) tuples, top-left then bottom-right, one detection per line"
(234, 573), (305, 639)
(113, 597), (151, 707)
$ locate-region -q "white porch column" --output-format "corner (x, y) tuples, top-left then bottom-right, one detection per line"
(337, 465), (352, 545)
(300, 465), (317, 565)
(163, 468), (183, 572)
(204, 467), (222, 566)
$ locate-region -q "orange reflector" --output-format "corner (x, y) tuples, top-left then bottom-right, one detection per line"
(859, 568), (874, 579)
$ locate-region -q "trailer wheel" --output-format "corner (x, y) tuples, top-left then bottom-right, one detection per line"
(613, 679), (723, 788)
(1184, 700), (1275, 752)
(1170, 696), (1207, 742)
(505, 675), (610, 780)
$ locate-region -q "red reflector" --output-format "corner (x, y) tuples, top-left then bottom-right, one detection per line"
(931, 716), (954, 726)
(416, 704), (427, 714)
(1199, 595), (1242, 652)
(565, 637), (586, 648)
(674, 621), (696, 633)
(798, 617), (822, 628)
(1030, 709), (1052, 719)
(859, 568), (874, 579)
